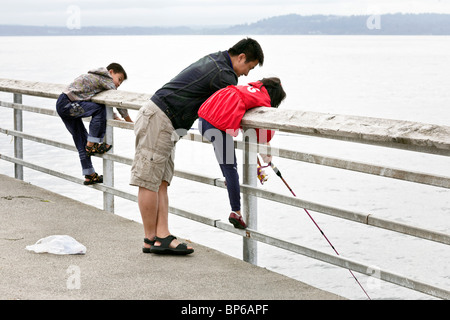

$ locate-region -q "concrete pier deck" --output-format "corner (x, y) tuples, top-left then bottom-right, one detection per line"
(0, 174), (344, 301)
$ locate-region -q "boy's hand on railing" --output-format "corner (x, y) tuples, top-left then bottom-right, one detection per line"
(123, 115), (133, 123)
(113, 112), (133, 122)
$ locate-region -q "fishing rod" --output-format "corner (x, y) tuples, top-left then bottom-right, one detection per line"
(257, 157), (371, 300)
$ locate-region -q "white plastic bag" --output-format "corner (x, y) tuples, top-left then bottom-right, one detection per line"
(26, 235), (86, 255)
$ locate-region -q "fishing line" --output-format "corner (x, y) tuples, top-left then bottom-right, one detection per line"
(258, 157), (371, 300)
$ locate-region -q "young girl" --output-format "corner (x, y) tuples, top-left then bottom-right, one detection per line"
(56, 63), (130, 185)
(198, 77), (286, 229)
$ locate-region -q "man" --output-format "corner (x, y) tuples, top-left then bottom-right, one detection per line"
(130, 38), (264, 255)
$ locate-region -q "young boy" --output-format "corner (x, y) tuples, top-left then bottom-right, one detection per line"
(198, 77), (286, 229)
(56, 63), (130, 185)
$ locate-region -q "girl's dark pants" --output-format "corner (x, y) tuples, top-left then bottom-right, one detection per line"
(199, 117), (241, 212)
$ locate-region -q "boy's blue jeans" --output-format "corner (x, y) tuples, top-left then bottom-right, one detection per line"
(199, 118), (241, 212)
(56, 93), (106, 176)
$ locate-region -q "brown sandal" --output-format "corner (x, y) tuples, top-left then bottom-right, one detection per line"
(83, 172), (103, 185)
(85, 143), (98, 156)
(95, 142), (112, 154)
(85, 142), (112, 157)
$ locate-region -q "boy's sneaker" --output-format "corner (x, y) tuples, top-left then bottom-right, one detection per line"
(229, 212), (247, 229)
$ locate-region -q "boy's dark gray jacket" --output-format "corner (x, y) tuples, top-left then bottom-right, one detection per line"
(150, 51), (238, 132)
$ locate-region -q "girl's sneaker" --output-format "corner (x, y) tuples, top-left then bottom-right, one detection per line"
(229, 211), (247, 229)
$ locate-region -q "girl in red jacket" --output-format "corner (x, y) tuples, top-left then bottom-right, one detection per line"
(198, 77), (286, 229)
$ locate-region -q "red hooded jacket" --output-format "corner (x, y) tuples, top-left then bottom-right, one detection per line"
(198, 81), (274, 143)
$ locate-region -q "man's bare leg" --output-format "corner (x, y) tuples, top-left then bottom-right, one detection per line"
(153, 181), (193, 250)
(138, 186), (158, 250)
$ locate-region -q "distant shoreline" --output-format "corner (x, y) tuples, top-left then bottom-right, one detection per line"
(1, 13), (450, 36)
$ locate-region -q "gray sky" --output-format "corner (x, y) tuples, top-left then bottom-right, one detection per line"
(3, 0), (450, 27)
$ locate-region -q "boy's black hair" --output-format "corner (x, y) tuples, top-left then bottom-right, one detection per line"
(261, 77), (286, 108)
(228, 38), (264, 66)
(107, 63), (128, 80)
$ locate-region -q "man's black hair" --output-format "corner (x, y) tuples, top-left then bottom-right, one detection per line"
(228, 38), (264, 66)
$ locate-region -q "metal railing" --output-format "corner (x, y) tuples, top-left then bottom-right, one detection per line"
(1, 78), (449, 300)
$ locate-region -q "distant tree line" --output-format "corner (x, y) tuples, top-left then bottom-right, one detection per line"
(1, 14), (449, 36)
(225, 14), (450, 35)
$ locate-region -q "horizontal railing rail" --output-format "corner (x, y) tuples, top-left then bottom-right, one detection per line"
(1, 125), (449, 246)
(1, 78), (449, 300)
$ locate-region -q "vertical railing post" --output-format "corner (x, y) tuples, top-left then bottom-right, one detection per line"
(103, 106), (114, 213)
(13, 93), (23, 180)
(242, 129), (258, 264)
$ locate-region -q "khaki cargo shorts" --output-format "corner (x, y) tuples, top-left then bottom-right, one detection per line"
(130, 100), (178, 192)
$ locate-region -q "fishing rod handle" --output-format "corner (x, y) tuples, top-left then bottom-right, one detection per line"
(269, 162), (282, 178)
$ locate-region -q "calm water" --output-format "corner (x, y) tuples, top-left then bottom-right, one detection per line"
(1, 35), (449, 300)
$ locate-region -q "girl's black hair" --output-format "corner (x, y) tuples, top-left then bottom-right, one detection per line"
(261, 77), (286, 108)
(107, 62), (128, 80)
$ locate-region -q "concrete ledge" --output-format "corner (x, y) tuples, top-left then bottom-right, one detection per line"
(242, 107), (450, 155)
(1, 78), (449, 155)
(0, 174), (344, 300)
